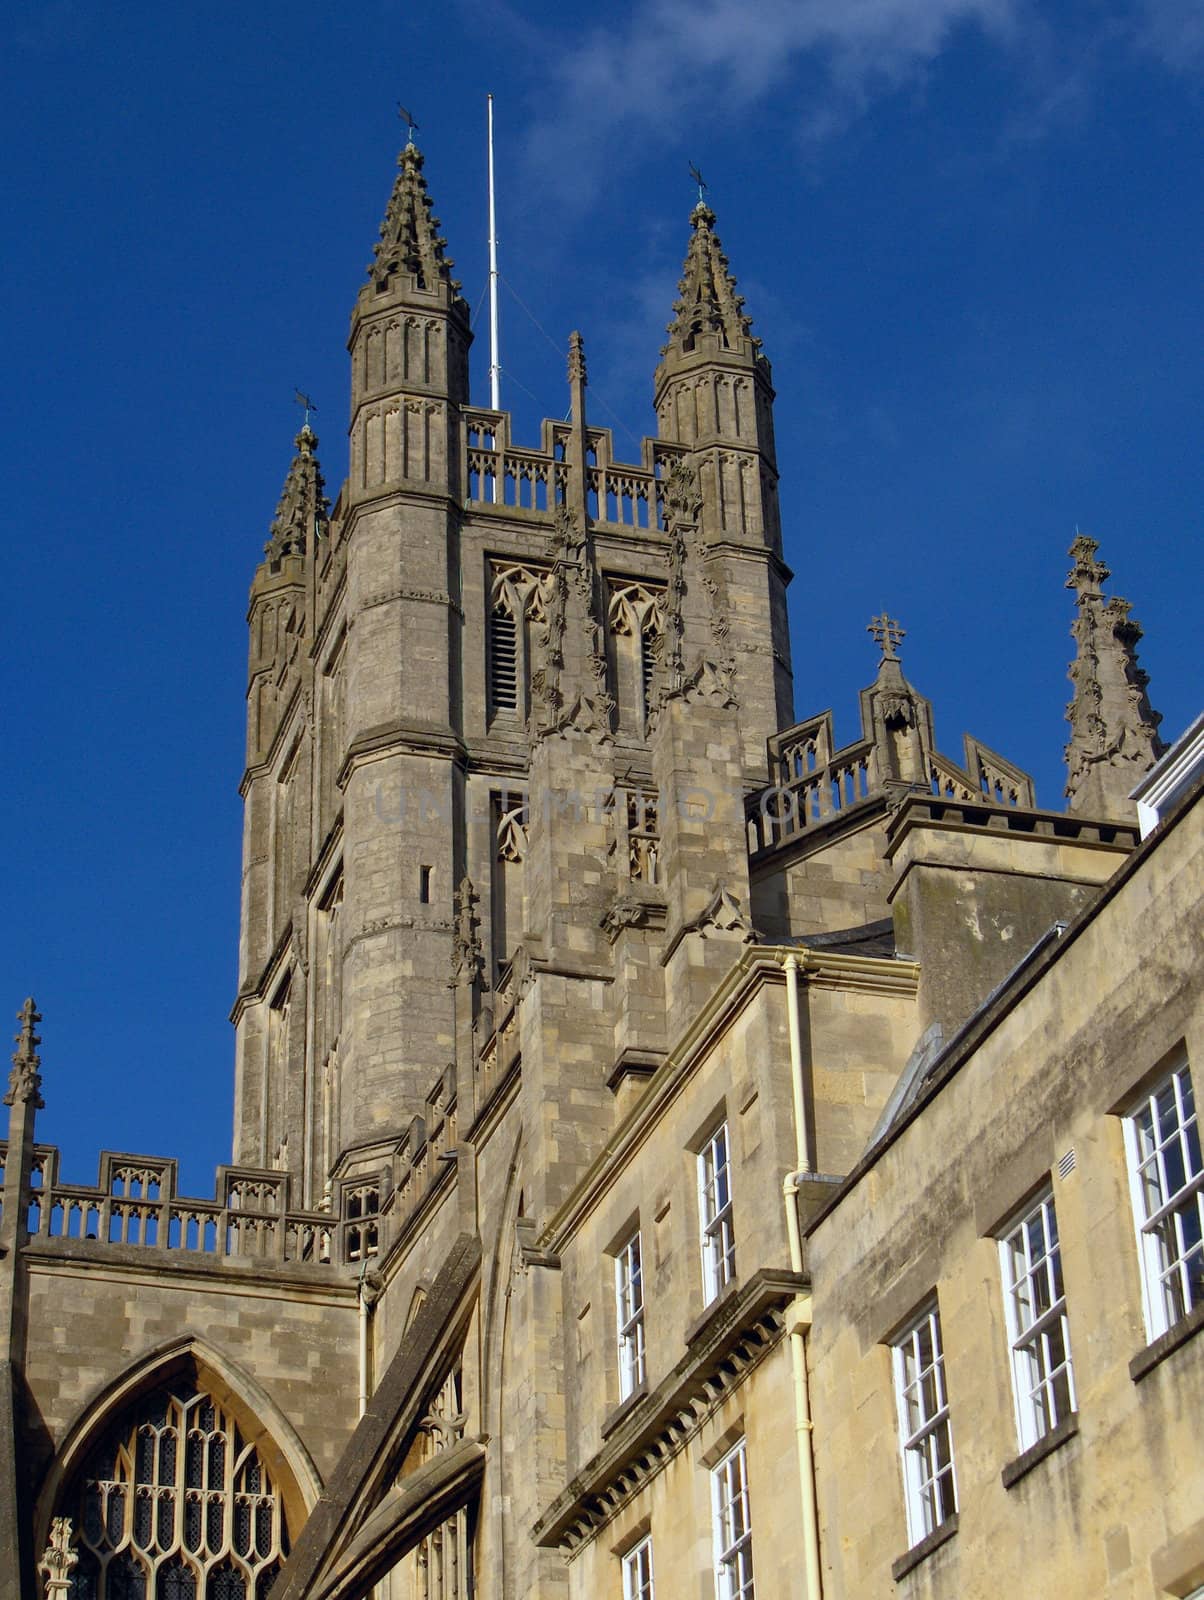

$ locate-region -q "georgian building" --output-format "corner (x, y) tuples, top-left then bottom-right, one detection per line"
(2, 135), (1199, 1600)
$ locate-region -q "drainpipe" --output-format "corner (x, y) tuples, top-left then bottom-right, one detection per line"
(782, 954), (823, 1600)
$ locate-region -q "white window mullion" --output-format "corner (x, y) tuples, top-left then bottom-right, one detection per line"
(711, 1441), (754, 1600)
(999, 1188), (1076, 1450)
(615, 1229), (646, 1400)
(699, 1123), (735, 1305)
(1124, 1058), (1204, 1340)
(622, 1534), (655, 1600)
(892, 1303), (957, 1546)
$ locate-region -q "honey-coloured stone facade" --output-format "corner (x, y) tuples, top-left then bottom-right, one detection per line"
(1, 133), (1194, 1600)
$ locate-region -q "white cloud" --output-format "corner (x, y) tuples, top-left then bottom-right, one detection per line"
(1135, 0), (1204, 67)
(524, 0), (1022, 193)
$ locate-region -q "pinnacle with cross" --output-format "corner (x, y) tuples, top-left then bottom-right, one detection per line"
(868, 612), (905, 662)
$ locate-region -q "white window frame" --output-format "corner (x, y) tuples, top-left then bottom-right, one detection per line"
(698, 1123), (735, 1304)
(892, 1302), (957, 1546)
(621, 1533), (655, 1600)
(711, 1440), (754, 1600)
(615, 1229), (646, 1401)
(1123, 1056), (1204, 1340)
(999, 1187), (1076, 1449)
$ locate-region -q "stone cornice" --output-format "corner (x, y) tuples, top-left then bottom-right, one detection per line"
(336, 721), (468, 788)
(22, 1240), (355, 1300)
(883, 794), (1139, 864)
(231, 921), (295, 1022)
(303, 816), (345, 902)
(532, 1268), (803, 1552)
(701, 538), (792, 585)
(343, 482), (461, 519)
(358, 585), (463, 618)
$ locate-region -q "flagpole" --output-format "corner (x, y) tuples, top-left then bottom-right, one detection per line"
(488, 94), (500, 413)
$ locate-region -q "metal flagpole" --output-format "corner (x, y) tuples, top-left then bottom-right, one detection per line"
(488, 94), (500, 413)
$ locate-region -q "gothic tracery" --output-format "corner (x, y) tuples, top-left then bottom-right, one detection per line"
(61, 1383), (287, 1600)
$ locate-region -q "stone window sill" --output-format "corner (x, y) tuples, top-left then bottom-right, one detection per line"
(1001, 1412), (1078, 1489)
(683, 1280), (739, 1349)
(891, 1513), (958, 1582)
(600, 1380), (648, 1441)
(1130, 1299), (1204, 1383)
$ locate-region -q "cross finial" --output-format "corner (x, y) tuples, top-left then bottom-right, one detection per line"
(293, 389), (317, 428)
(868, 612), (905, 662)
(689, 162), (708, 203)
(397, 103), (420, 146)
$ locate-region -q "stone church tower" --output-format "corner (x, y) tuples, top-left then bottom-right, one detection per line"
(2, 134), (1193, 1600)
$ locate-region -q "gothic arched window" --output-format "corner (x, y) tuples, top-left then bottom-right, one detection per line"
(487, 562), (552, 725)
(607, 580), (665, 733)
(63, 1381), (287, 1600)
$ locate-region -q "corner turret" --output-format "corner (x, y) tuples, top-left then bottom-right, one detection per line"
(348, 140), (471, 497)
(653, 199), (793, 772)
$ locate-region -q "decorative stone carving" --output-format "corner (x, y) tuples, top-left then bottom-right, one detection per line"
(660, 202), (758, 360)
(531, 505), (615, 742)
(688, 883), (754, 942)
(416, 1369), (468, 1454)
(1064, 535), (1165, 818)
(600, 893), (666, 943)
(264, 425), (328, 564)
(6, 996), (43, 1110)
(451, 877), (485, 987)
(370, 141), (463, 296)
(567, 329), (587, 387)
(664, 458), (702, 527)
(681, 653), (737, 708)
(38, 1517), (78, 1598)
(496, 798), (529, 863)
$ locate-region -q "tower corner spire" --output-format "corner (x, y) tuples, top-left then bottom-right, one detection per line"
(366, 140), (465, 309)
(659, 198), (760, 369)
(263, 425), (328, 566)
(6, 996), (43, 1109)
(1064, 531), (1166, 820)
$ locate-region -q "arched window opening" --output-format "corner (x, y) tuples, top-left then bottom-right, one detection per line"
(487, 562), (552, 726)
(606, 580), (665, 735)
(62, 1382), (287, 1600)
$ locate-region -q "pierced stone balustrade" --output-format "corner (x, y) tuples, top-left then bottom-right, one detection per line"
(4, 1144), (336, 1266)
(461, 410), (683, 531)
(748, 733), (879, 855)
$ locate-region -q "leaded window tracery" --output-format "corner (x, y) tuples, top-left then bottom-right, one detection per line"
(64, 1382), (287, 1600)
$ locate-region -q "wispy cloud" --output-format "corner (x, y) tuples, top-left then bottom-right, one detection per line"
(523, 0), (1022, 196)
(1135, 0), (1204, 68)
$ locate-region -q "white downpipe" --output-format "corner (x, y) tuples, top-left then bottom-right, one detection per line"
(785, 952), (809, 1171)
(783, 953), (823, 1599)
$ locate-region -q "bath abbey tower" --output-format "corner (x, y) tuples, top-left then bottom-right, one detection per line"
(3, 138), (1201, 1600)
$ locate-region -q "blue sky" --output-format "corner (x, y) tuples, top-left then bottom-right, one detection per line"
(2, 0), (1199, 1197)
